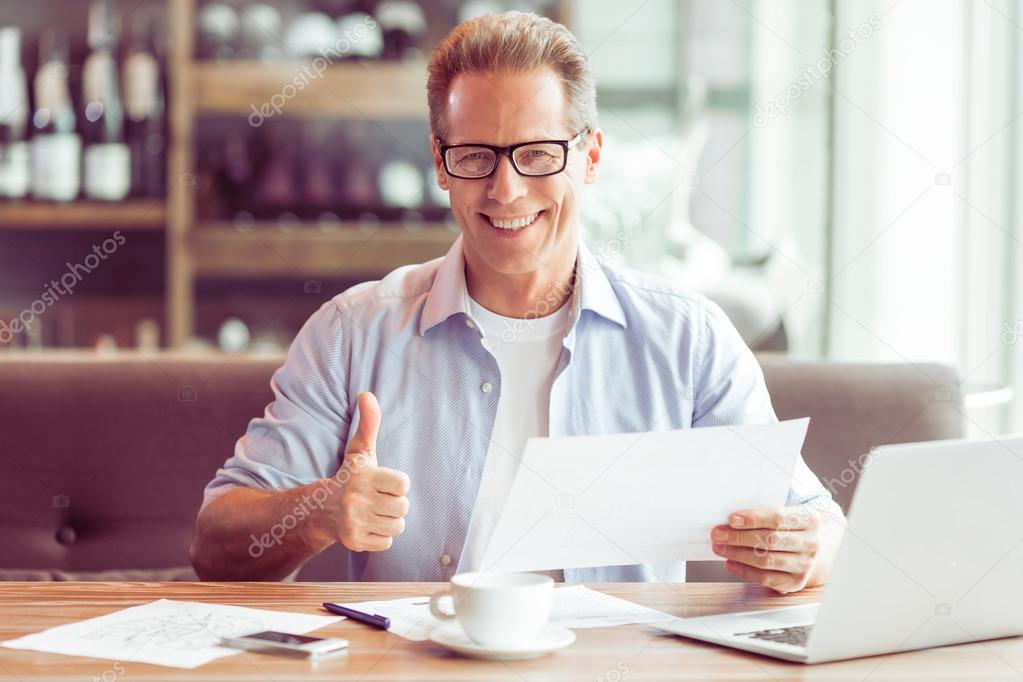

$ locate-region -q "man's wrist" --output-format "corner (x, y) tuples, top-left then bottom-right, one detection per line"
(281, 480), (341, 553)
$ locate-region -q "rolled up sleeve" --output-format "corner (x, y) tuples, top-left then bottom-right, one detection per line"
(201, 301), (352, 508)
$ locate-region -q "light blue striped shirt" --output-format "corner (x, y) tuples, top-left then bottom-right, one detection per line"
(204, 236), (842, 582)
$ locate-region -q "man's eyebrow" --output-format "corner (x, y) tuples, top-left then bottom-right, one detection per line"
(443, 133), (565, 145)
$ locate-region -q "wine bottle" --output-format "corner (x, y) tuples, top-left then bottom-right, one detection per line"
(302, 120), (337, 215)
(458, 0), (494, 23)
(217, 317), (250, 353)
(81, 0), (131, 201)
(375, 1), (427, 62)
(123, 11), (166, 198)
(338, 120), (379, 213)
(196, 2), (239, 62)
(314, 0), (358, 18)
(336, 11), (384, 60)
(252, 125), (300, 219)
(378, 158), (424, 211)
(216, 130), (258, 218)
(31, 29), (81, 202)
(239, 4), (283, 62)
(0, 27), (30, 199)
(285, 11), (341, 58)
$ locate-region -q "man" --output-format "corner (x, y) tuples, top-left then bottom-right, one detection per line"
(191, 12), (845, 593)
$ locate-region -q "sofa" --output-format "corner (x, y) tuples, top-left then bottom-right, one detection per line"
(0, 353), (964, 581)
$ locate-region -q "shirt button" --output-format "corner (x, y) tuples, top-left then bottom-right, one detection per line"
(440, 554), (452, 566)
(465, 319), (476, 330)
(481, 381), (492, 393)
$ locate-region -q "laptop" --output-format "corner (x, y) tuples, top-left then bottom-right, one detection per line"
(655, 434), (1023, 663)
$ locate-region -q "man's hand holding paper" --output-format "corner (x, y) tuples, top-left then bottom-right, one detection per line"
(478, 418), (837, 582)
(712, 503), (844, 594)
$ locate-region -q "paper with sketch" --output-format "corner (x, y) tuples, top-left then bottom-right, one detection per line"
(479, 418), (810, 573)
(1, 599), (341, 668)
(336, 585), (676, 641)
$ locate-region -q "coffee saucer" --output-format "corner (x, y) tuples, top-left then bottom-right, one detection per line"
(428, 623), (576, 660)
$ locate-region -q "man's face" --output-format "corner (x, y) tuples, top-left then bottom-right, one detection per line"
(431, 68), (602, 280)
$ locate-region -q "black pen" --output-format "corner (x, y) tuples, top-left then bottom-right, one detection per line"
(322, 602), (391, 630)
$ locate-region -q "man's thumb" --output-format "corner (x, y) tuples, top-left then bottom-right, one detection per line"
(345, 391), (381, 464)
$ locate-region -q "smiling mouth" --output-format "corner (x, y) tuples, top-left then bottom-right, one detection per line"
(481, 210), (545, 231)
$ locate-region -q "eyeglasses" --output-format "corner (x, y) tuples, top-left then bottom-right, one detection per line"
(439, 129), (590, 180)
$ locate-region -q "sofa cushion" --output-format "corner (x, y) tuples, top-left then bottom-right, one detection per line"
(759, 356), (964, 511)
(0, 354), (280, 579)
(0, 566), (197, 581)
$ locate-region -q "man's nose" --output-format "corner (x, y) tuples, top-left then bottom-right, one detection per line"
(486, 155), (528, 204)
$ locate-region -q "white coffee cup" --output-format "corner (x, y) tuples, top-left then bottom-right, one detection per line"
(429, 572), (554, 647)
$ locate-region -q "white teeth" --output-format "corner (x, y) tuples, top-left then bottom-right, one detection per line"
(488, 211), (540, 230)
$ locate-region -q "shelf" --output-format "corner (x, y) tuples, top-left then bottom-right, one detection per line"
(192, 222), (458, 279)
(0, 293), (165, 350)
(192, 61), (429, 120)
(0, 200), (166, 230)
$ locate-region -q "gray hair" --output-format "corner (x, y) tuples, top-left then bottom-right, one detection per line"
(426, 11), (598, 139)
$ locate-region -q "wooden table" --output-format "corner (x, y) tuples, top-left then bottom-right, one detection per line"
(0, 582), (1019, 681)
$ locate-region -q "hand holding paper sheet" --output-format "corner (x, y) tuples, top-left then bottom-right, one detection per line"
(480, 418), (809, 573)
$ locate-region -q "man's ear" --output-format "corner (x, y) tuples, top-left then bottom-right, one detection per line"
(430, 134), (450, 191)
(584, 128), (603, 184)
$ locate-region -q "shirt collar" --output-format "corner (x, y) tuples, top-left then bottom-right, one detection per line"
(420, 235), (471, 335)
(574, 240), (628, 330)
(419, 234), (628, 336)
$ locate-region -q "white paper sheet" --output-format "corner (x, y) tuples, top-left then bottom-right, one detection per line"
(336, 585), (676, 641)
(1, 599), (341, 668)
(547, 585), (677, 629)
(480, 418), (809, 573)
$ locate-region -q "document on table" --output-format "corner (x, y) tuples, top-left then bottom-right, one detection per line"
(1, 599), (341, 669)
(480, 418), (810, 573)
(336, 585), (677, 641)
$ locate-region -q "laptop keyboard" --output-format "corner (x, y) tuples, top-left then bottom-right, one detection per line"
(734, 624), (812, 648)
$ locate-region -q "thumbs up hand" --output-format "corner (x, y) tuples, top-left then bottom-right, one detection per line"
(328, 392), (410, 552)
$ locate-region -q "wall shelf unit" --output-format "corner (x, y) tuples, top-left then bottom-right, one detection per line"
(1, 0), (570, 349)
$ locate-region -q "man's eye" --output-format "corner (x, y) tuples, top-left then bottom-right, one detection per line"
(454, 151), (489, 165)
(523, 149), (553, 158)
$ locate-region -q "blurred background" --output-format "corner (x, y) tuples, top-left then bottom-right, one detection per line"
(0, 0), (1020, 437)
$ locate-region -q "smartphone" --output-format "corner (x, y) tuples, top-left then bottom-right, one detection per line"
(221, 631), (349, 659)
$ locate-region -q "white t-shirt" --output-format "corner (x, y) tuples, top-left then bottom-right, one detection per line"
(457, 293), (572, 580)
